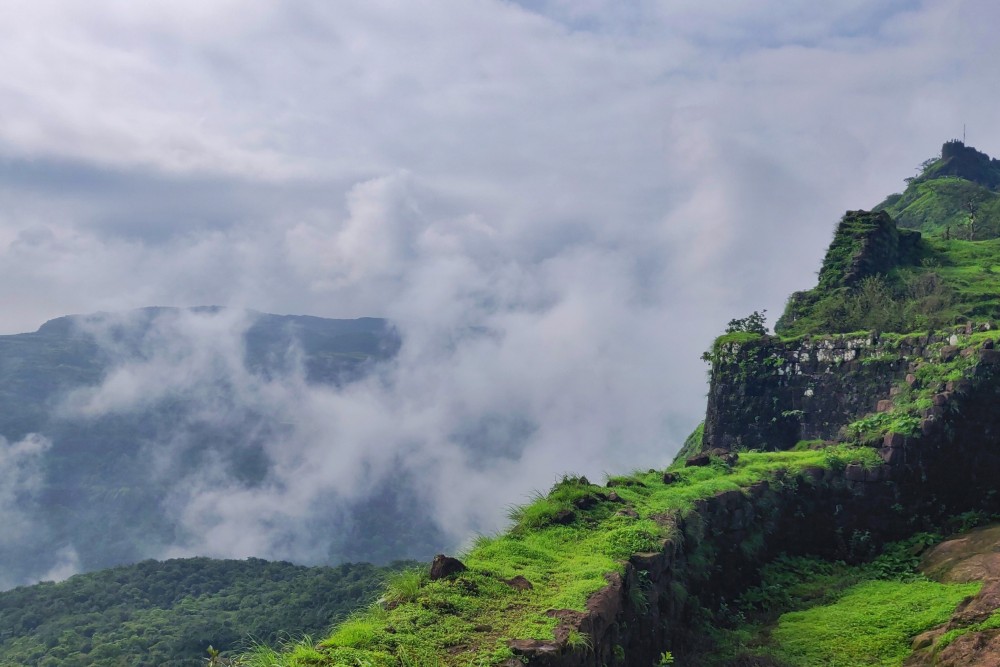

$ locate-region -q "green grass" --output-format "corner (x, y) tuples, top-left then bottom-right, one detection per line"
(879, 177), (1000, 238)
(777, 228), (1000, 336)
(235, 447), (883, 667)
(698, 532), (975, 667)
(769, 579), (979, 666)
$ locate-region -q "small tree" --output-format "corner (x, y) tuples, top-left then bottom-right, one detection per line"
(966, 200), (978, 241)
(725, 310), (768, 335)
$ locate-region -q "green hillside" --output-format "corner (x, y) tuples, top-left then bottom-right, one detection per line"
(0, 558), (412, 667)
(877, 139), (1000, 239)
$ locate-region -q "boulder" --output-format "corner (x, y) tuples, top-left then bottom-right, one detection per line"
(551, 509), (576, 525)
(504, 575), (533, 591)
(685, 453), (711, 467)
(429, 554), (467, 580)
(883, 432), (906, 448)
(844, 464), (866, 482)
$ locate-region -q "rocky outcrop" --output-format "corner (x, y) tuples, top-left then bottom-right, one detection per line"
(906, 525), (1000, 666)
(776, 209), (923, 334)
(429, 554), (467, 580)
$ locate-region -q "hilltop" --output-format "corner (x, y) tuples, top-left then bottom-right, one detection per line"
(777, 142), (1000, 336)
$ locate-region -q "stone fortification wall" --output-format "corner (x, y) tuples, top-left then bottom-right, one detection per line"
(702, 329), (974, 452)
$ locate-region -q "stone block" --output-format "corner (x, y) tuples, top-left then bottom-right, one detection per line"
(876, 399), (894, 412)
(844, 464), (866, 482)
(883, 432), (906, 448)
(981, 349), (1000, 364)
(879, 447), (902, 465)
(801, 466), (825, 481)
(940, 345), (959, 361)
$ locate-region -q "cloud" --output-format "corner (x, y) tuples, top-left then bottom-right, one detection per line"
(0, 434), (54, 587)
(1, 0), (1000, 573)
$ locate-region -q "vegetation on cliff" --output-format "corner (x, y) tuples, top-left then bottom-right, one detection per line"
(877, 140), (1000, 238)
(236, 446), (883, 667)
(695, 540), (980, 666)
(776, 142), (1000, 337)
(0, 558), (411, 666)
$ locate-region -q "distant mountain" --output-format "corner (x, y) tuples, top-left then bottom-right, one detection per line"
(0, 556), (414, 666)
(0, 307), (444, 587)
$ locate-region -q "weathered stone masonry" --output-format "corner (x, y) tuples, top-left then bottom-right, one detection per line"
(702, 328), (988, 452)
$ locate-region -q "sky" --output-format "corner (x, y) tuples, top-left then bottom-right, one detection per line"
(3, 0), (1000, 574)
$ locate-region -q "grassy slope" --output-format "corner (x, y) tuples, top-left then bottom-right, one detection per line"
(770, 579), (977, 666)
(777, 236), (1000, 336)
(700, 552), (979, 667)
(879, 177), (1000, 238)
(240, 446), (883, 667)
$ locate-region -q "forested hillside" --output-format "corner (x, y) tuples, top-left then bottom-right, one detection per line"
(0, 557), (413, 666)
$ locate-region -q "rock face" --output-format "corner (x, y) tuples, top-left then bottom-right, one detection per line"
(703, 331), (906, 450)
(906, 525), (1000, 666)
(701, 327), (988, 452)
(429, 555), (467, 580)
